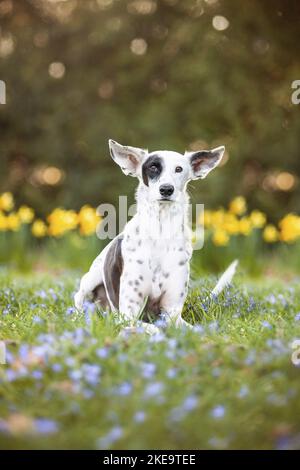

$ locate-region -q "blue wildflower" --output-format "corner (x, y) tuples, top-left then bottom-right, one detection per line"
(34, 418), (58, 434)
(66, 307), (76, 315)
(211, 405), (226, 419)
(166, 368), (178, 379)
(143, 382), (164, 399)
(97, 426), (123, 449)
(115, 382), (132, 396)
(182, 395), (198, 411)
(133, 411), (146, 423)
(238, 385), (249, 398)
(96, 347), (109, 359)
(32, 370), (43, 380)
(141, 362), (156, 379)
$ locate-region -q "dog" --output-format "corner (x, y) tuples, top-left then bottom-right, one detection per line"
(74, 139), (237, 334)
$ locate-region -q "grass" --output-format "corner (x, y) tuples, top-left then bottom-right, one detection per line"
(0, 267), (300, 450)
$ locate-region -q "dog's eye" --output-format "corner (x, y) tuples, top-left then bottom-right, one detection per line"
(150, 165), (159, 173)
(175, 166), (183, 173)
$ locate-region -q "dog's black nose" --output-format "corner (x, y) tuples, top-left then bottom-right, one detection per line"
(159, 184), (174, 197)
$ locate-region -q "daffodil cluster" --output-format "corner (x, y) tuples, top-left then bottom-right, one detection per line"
(1, 192), (300, 246)
(202, 196), (299, 246)
(0, 193), (101, 238)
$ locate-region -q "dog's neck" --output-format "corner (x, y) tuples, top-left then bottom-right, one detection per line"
(134, 183), (191, 241)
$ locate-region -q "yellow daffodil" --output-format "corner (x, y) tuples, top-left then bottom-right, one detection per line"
(229, 196), (247, 216)
(263, 225), (278, 243)
(203, 210), (212, 228)
(0, 211), (8, 231)
(78, 205), (101, 236)
(210, 209), (226, 227)
(279, 214), (300, 243)
(222, 213), (240, 234)
(239, 217), (252, 236)
(0, 192), (14, 211)
(6, 213), (21, 231)
(250, 210), (266, 228)
(47, 208), (78, 237)
(212, 229), (230, 246)
(18, 206), (35, 224)
(31, 219), (47, 238)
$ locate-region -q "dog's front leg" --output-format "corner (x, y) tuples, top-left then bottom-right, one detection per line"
(118, 271), (160, 336)
(160, 265), (193, 329)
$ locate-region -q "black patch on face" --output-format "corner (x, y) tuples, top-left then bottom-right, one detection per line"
(142, 155), (163, 186)
(103, 236), (123, 310)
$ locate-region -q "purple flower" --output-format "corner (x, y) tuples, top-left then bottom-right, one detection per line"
(211, 405), (226, 419)
(69, 370), (82, 381)
(295, 313), (300, 321)
(262, 320), (272, 329)
(97, 426), (123, 449)
(149, 332), (165, 343)
(238, 385), (249, 398)
(83, 389), (94, 399)
(193, 325), (205, 334)
(37, 290), (47, 299)
(82, 364), (101, 385)
(182, 395), (198, 411)
(32, 315), (42, 324)
(34, 418), (59, 434)
(52, 363), (62, 373)
(6, 369), (17, 382)
(115, 382), (132, 396)
(143, 382), (164, 399)
(166, 368), (178, 379)
(133, 411), (146, 423)
(19, 344), (29, 361)
(32, 370), (43, 380)
(0, 420), (9, 434)
(208, 321), (219, 332)
(66, 307), (76, 315)
(141, 362), (156, 379)
(96, 347), (109, 359)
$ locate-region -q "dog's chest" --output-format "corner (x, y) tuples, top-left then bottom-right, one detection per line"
(122, 228), (191, 296)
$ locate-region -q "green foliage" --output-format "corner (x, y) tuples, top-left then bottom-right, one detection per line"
(0, 271), (300, 449)
(1, 0), (300, 217)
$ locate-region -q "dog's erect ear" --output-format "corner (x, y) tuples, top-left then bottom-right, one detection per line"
(186, 146), (225, 180)
(108, 139), (147, 177)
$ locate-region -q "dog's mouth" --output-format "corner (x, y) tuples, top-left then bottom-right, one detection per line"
(158, 197), (174, 202)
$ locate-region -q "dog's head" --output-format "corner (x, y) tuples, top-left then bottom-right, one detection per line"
(109, 139), (225, 203)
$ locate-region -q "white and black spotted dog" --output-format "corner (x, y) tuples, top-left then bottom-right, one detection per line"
(74, 140), (237, 334)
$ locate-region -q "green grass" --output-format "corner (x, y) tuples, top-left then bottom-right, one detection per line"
(0, 268), (300, 449)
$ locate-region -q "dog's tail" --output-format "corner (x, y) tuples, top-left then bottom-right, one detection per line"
(210, 259), (239, 299)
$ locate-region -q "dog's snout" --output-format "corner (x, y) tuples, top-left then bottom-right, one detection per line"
(159, 184), (174, 197)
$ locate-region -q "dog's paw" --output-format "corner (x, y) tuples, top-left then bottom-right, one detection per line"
(74, 291), (84, 311)
(118, 323), (160, 339)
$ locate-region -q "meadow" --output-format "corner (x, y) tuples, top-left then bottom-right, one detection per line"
(0, 193), (300, 449)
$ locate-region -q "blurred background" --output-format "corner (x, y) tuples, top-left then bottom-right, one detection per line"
(1, 0), (300, 216)
(0, 0), (300, 273)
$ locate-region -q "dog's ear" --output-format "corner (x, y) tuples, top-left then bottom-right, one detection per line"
(108, 139), (147, 177)
(186, 146), (225, 180)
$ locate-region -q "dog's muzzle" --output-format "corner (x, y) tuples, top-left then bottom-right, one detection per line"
(159, 184), (174, 199)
